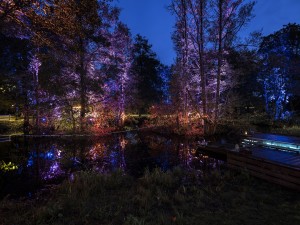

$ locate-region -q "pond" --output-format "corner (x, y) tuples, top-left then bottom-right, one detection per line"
(0, 132), (225, 199)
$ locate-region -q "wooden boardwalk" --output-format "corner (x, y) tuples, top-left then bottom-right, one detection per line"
(227, 151), (300, 191)
(198, 140), (300, 191)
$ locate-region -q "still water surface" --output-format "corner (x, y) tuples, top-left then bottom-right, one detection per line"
(0, 132), (224, 198)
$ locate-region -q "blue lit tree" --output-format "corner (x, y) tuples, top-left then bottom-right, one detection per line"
(258, 24), (300, 120)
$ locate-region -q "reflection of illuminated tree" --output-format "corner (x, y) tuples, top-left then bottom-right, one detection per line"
(6, 134), (225, 193)
(120, 136), (127, 150)
(86, 137), (127, 173)
(178, 142), (193, 169)
(176, 140), (224, 173)
(42, 161), (63, 180)
(32, 145), (64, 181)
(119, 135), (127, 171)
(87, 143), (107, 161)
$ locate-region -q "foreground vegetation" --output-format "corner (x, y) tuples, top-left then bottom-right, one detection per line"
(1, 168), (299, 225)
(0, 119), (23, 135)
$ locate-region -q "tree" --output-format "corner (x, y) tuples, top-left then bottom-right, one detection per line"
(26, 0), (121, 132)
(158, 64), (172, 104)
(0, 0), (130, 133)
(169, 0), (255, 133)
(227, 49), (261, 116)
(104, 22), (133, 126)
(258, 23), (300, 120)
(210, 0), (255, 121)
(0, 35), (30, 116)
(169, 0), (192, 122)
(0, 0), (32, 31)
(187, 0), (209, 121)
(129, 35), (163, 115)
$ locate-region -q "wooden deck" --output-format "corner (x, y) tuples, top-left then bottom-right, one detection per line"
(197, 145), (300, 191)
(227, 151), (300, 191)
(242, 136), (300, 154)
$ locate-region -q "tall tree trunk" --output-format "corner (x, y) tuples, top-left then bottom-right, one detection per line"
(215, 0), (223, 122)
(35, 74), (39, 134)
(23, 93), (30, 135)
(119, 75), (126, 126)
(70, 107), (76, 133)
(182, 0), (189, 122)
(199, 0), (207, 132)
(79, 39), (87, 133)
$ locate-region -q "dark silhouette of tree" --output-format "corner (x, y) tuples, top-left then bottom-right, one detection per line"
(129, 35), (163, 115)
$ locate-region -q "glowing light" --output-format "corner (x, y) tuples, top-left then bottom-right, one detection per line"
(0, 161), (18, 172)
(73, 105), (81, 109)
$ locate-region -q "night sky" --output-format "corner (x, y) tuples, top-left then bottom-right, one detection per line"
(113, 0), (300, 66)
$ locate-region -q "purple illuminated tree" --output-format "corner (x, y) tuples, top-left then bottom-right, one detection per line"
(169, 0), (255, 133)
(210, 0), (255, 121)
(169, 0), (192, 122)
(28, 0), (121, 131)
(28, 53), (42, 130)
(104, 22), (133, 126)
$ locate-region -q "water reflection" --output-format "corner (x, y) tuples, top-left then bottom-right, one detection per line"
(0, 133), (224, 198)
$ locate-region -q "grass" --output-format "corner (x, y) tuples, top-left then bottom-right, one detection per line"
(271, 125), (300, 137)
(0, 120), (23, 135)
(1, 168), (300, 225)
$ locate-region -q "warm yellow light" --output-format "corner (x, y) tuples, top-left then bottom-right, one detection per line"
(73, 105), (81, 109)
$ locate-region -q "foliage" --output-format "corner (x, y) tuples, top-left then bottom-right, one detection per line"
(128, 35), (164, 115)
(0, 0), (299, 136)
(0, 161), (18, 172)
(258, 23), (300, 120)
(169, 0), (255, 130)
(0, 1), (170, 133)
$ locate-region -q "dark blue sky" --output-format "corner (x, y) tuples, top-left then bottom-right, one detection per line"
(113, 0), (300, 65)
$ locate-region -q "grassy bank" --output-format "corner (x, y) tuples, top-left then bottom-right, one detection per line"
(0, 119), (23, 135)
(1, 168), (299, 225)
(271, 125), (300, 137)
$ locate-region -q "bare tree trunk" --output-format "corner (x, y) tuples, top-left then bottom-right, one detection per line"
(215, 0), (223, 122)
(71, 108), (76, 133)
(182, 0), (189, 124)
(23, 94), (30, 135)
(35, 76), (40, 134)
(199, 0), (207, 132)
(119, 77), (126, 126)
(79, 40), (87, 133)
